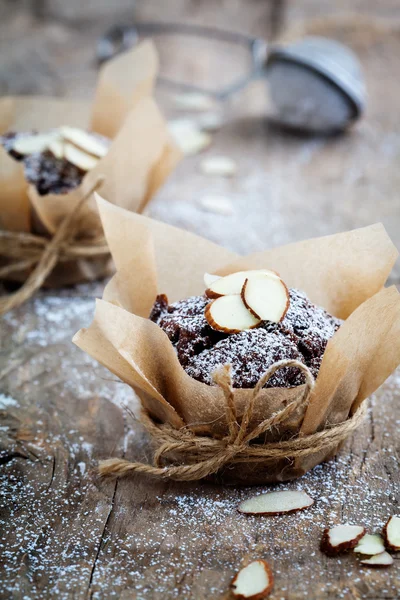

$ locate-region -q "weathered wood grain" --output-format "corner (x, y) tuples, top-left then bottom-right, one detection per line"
(1, 294), (399, 599)
(1, 1), (400, 599)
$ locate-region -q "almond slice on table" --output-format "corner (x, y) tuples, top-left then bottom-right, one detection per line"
(168, 119), (212, 155)
(205, 270), (280, 299)
(205, 295), (261, 333)
(231, 560), (273, 599)
(204, 273), (221, 288)
(197, 111), (224, 132)
(242, 274), (290, 323)
(320, 525), (366, 556)
(200, 155), (237, 177)
(64, 143), (99, 172)
(354, 534), (385, 555)
(238, 490), (314, 516)
(360, 551), (394, 567)
(173, 92), (215, 111)
(60, 126), (108, 158)
(199, 194), (234, 216)
(12, 132), (59, 155)
(383, 515), (400, 551)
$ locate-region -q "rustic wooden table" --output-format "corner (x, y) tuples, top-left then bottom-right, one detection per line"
(1, 2), (400, 599)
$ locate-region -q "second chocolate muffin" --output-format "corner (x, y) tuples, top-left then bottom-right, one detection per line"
(1, 128), (110, 196)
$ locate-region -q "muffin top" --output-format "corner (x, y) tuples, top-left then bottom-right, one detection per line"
(150, 286), (341, 389)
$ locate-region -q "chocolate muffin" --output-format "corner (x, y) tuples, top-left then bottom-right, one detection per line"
(150, 287), (341, 389)
(1, 127), (110, 196)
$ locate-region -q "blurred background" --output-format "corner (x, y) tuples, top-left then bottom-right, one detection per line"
(2, 0), (400, 275)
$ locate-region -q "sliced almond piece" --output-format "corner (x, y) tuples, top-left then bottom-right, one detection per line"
(199, 194), (234, 216)
(64, 143), (99, 172)
(354, 534), (385, 555)
(60, 126), (108, 158)
(48, 139), (65, 159)
(197, 111), (224, 132)
(320, 525), (366, 556)
(231, 560), (273, 599)
(242, 274), (290, 323)
(360, 551), (394, 567)
(204, 273), (221, 288)
(200, 156), (237, 177)
(168, 119), (212, 155)
(173, 92), (215, 111)
(383, 515), (400, 551)
(238, 490), (314, 516)
(12, 132), (58, 155)
(205, 270), (280, 299)
(205, 295), (260, 333)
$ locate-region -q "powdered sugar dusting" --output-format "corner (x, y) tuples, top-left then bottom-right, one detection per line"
(187, 328), (306, 387)
(151, 288), (341, 388)
(0, 394), (19, 409)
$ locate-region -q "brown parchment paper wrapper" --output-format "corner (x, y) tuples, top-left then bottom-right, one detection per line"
(90, 40), (158, 138)
(0, 40), (180, 287)
(0, 96), (91, 233)
(74, 198), (400, 484)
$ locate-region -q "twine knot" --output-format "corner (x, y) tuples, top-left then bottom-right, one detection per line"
(99, 359), (367, 482)
(0, 177), (108, 315)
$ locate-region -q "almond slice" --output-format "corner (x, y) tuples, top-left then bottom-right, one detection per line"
(360, 551), (394, 567)
(231, 560), (273, 599)
(204, 273), (221, 288)
(197, 112), (224, 132)
(199, 194), (234, 216)
(168, 119), (212, 155)
(354, 534), (385, 555)
(205, 270), (279, 299)
(200, 156), (237, 177)
(60, 126), (108, 158)
(242, 274), (290, 323)
(383, 515), (400, 551)
(238, 490), (314, 516)
(48, 139), (65, 159)
(173, 92), (215, 111)
(320, 525), (366, 556)
(64, 143), (99, 172)
(12, 132), (59, 155)
(205, 295), (260, 333)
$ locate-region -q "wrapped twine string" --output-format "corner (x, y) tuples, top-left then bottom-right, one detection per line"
(99, 359), (367, 482)
(0, 176), (108, 316)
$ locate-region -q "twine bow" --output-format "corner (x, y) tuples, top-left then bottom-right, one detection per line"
(99, 359), (367, 482)
(0, 177), (108, 315)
